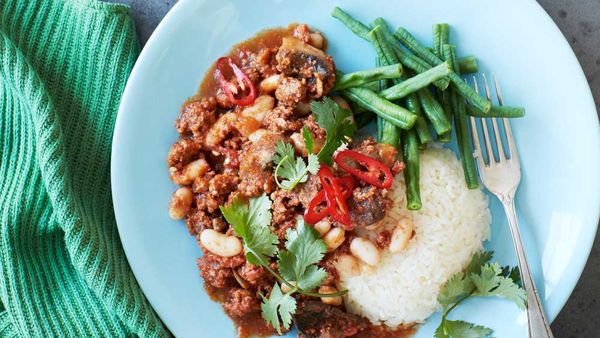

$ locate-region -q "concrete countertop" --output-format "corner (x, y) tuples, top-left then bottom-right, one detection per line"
(107, 0), (600, 336)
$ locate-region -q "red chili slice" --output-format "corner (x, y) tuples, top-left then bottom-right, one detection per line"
(334, 150), (394, 189)
(214, 57), (256, 106)
(318, 166), (352, 228)
(304, 175), (354, 225)
(304, 190), (328, 224)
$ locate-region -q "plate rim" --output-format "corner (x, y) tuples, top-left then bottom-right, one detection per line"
(111, 0), (600, 335)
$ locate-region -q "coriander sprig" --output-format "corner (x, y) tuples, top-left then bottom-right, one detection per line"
(221, 195), (347, 334)
(435, 251), (526, 338)
(273, 141), (319, 191)
(310, 97), (357, 164)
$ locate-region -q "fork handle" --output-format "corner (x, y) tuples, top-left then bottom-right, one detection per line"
(502, 198), (554, 338)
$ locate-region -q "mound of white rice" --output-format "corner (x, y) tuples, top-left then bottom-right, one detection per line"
(339, 146), (490, 327)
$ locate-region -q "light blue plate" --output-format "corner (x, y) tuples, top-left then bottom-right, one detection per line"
(111, 0), (600, 337)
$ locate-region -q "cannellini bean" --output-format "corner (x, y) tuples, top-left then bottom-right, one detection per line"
(200, 229), (243, 257)
(313, 219), (332, 237)
(168, 187), (194, 220)
(332, 96), (351, 111)
(350, 238), (380, 266)
(259, 75), (281, 94)
(389, 218), (414, 253)
(290, 132), (309, 157)
(323, 227), (345, 252)
(235, 116), (261, 137)
(335, 254), (360, 278)
(309, 32), (324, 49)
(319, 285), (342, 306)
(248, 129), (276, 143)
(280, 281), (297, 294)
(169, 158), (209, 185)
(205, 113), (237, 147)
(241, 95), (275, 123)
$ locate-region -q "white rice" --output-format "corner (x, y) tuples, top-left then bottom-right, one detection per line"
(339, 145), (491, 327)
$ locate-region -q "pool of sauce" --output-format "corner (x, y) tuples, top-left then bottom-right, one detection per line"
(197, 25), (415, 338)
(197, 24), (298, 99)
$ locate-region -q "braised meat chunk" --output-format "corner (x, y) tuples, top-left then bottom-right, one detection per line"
(295, 301), (368, 338)
(276, 37), (336, 97)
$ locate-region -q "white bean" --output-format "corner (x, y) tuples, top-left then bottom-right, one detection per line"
(290, 132), (309, 157)
(259, 75), (281, 94)
(309, 32), (324, 49)
(169, 158), (209, 185)
(323, 227), (345, 252)
(200, 229), (243, 257)
(313, 219), (332, 237)
(389, 218), (414, 253)
(241, 95), (275, 123)
(350, 238), (380, 266)
(168, 187), (194, 220)
(319, 285), (342, 306)
(335, 254), (360, 278)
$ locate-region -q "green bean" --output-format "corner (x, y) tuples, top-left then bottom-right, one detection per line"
(436, 90), (453, 143)
(457, 56), (478, 74)
(439, 23), (449, 50)
(334, 64), (403, 91)
(373, 58), (401, 147)
(402, 130), (421, 210)
(331, 7), (371, 40)
(416, 88), (452, 135)
(451, 89), (479, 189)
(373, 21), (449, 89)
(467, 105), (526, 118)
(433, 24), (442, 58)
(394, 27), (444, 67)
(379, 115), (401, 146)
(442, 44), (455, 70)
(442, 43), (491, 112)
(379, 62), (452, 101)
(344, 87), (417, 130)
(368, 26), (401, 72)
(405, 93), (433, 145)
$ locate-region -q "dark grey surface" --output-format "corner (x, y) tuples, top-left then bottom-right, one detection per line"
(105, 0), (600, 336)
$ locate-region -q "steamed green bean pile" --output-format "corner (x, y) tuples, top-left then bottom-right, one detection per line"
(331, 6), (525, 210)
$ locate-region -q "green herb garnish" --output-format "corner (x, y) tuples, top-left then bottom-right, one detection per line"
(435, 251), (526, 338)
(273, 141), (319, 191)
(311, 97), (357, 164)
(222, 196), (346, 334)
(220, 194), (279, 266)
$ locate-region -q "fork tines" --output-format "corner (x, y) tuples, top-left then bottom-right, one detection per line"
(469, 74), (519, 167)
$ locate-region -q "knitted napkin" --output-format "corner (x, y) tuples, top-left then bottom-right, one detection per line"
(0, 0), (168, 336)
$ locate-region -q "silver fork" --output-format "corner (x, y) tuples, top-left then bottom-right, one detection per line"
(470, 74), (554, 338)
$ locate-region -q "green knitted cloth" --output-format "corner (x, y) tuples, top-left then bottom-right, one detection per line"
(0, 0), (168, 336)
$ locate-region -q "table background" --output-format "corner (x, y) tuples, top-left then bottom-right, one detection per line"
(105, 0), (600, 336)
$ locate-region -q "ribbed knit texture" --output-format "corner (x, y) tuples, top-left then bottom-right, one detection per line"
(0, 0), (168, 336)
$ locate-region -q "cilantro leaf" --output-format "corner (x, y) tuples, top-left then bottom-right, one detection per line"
(444, 320), (493, 338)
(436, 251), (525, 338)
(260, 283), (296, 334)
(466, 250), (493, 275)
(278, 220), (328, 291)
(438, 272), (473, 310)
(274, 141), (319, 190)
(220, 194), (278, 265)
(302, 126), (315, 154)
(471, 263), (526, 309)
(311, 97), (357, 165)
(434, 323), (451, 338)
(501, 265), (521, 287)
